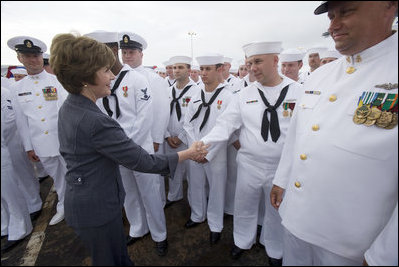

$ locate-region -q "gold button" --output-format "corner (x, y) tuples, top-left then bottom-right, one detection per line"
(300, 154), (307, 160)
(38, 105), (42, 109)
(34, 81), (39, 84)
(329, 95), (337, 102)
(346, 67), (356, 74)
(44, 131), (48, 134)
(36, 93), (40, 96)
(312, 124), (320, 131)
(41, 118), (45, 122)
(294, 181), (301, 188)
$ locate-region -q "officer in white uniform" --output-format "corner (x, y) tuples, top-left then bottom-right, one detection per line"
(7, 36), (68, 226)
(164, 56), (200, 206)
(119, 31), (170, 208)
(280, 48), (306, 84)
(84, 30), (168, 256)
(200, 42), (303, 265)
(1, 86), (33, 253)
(183, 53), (233, 245)
(271, 1), (398, 265)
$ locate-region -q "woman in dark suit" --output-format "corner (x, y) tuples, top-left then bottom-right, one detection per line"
(50, 33), (207, 266)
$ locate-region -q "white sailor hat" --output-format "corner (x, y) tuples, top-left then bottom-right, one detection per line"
(118, 31), (147, 50)
(237, 59), (246, 66)
(196, 53), (224, 66)
(84, 30), (118, 44)
(242, 41), (282, 58)
(223, 57), (233, 64)
(156, 67), (166, 73)
(191, 65), (200, 71)
(307, 46), (328, 55)
(280, 48), (305, 62)
(163, 60), (172, 67)
(169, 56), (192, 65)
(230, 67), (238, 73)
(7, 36), (47, 54)
(320, 48), (341, 59)
(10, 67), (27, 76)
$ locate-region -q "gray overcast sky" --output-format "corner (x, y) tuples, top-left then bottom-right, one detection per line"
(1, 1), (334, 68)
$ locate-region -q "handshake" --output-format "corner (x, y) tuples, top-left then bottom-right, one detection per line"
(178, 141), (210, 163)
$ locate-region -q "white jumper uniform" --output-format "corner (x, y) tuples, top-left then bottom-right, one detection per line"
(134, 65), (170, 206)
(96, 64), (167, 242)
(11, 70), (68, 216)
(201, 77), (303, 258)
(183, 83), (233, 232)
(273, 32), (398, 264)
(1, 86), (33, 241)
(165, 80), (200, 202)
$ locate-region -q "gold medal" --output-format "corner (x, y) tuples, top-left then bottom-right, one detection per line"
(384, 113), (398, 129)
(355, 105), (371, 119)
(283, 110), (289, 117)
(363, 118), (376, 126)
(353, 114), (366, 124)
(367, 107), (382, 120)
(375, 111), (393, 128)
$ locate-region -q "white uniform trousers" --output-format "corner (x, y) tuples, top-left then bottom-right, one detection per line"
(259, 180), (283, 259)
(164, 143), (189, 202)
(1, 161), (33, 240)
(119, 166), (167, 242)
(282, 227), (361, 266)
(8, 138), (42, 213)
(188, 159), (227, 232)
(33, 161), (49, 178)
(234, 154), (282, 252)
(39, 156), (67, 214)
(224, 145), (237, 215)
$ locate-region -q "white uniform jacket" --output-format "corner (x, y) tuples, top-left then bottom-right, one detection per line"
(201, 77), (303, 169)
(10, 70), (68, 157)
(97, 64), (153, 152)
(273, 32), (398, 262)
(166, 80), (200, 145)
(135, 65), (170, 145)
(183, 83), (233, 161)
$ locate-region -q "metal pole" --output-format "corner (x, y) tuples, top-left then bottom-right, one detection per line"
(188, 32), (196, 61)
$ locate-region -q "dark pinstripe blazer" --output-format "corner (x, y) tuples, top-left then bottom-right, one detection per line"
(58, 93), (177, 228)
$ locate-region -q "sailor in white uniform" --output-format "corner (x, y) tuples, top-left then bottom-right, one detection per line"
(280, 48), (306, 84)
(119, 31), (170, 208)
(7, 35), (68, 226)
(271, 1), (398, 265)
(299, 46), (327, 83)
(200, 42), (303, 264)
(183, 53), (233, 245)
(164, 56), (200, 206)
(1, 86), (33, 253)
(164, 60), (176, 87)
(319, 47), (342, 66)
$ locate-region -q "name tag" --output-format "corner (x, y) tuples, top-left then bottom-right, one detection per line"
(18, 92), (32, 96)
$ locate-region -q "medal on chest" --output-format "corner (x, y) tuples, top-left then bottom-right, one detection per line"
(122, 86), (128, 97)
(42, 86), (58, 101)
(353, 90), (398, 129)
(217, 100), (222, 110)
